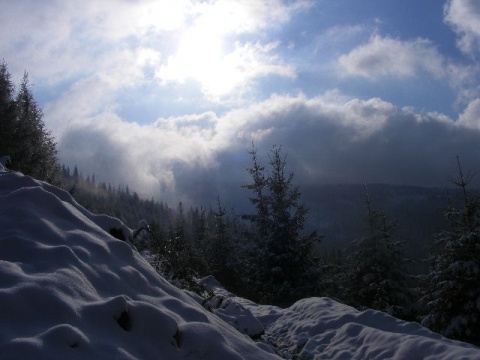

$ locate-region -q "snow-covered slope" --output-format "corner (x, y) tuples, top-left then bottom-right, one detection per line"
(1, 169), (480, 360)
(0, 170), (279, 360)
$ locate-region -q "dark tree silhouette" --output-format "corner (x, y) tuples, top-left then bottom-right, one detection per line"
(243, 144), (321, 305)
(0, 62), (17, 158)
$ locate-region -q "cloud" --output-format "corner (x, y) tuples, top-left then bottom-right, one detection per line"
(457, 98), (480, 129)
(444, 0), (480, 58)
(153, 0), (305, 100)
(43, 46), (161, 134)
(191, 0), (297, 34)
(58, 110), (221, 205)
(337, 32), (480, 107)
(0, 2), (158, 81)
(57, 92), (480, 207)
(0, 0), (310, 92)
(0, 0), (310, 123)
(217, 93), (467, 188)
(338, 35), (446, 79)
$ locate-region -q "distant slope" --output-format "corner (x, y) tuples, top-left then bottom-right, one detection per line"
(302, 183), (460, 271)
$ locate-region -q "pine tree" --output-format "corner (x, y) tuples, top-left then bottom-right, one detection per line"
(421, 157), (480, 345)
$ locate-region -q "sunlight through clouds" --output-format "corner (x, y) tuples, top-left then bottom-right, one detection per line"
(155, 0), (298, 99)
(156, 39), (295, 99)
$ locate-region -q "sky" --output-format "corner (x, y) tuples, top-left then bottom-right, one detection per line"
(1, 0), (480, 206)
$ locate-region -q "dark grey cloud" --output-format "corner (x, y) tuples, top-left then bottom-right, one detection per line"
(219, 97), (480, 195)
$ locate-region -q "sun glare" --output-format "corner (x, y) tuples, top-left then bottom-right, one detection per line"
(157, 1), (258, 99)
(160, 26), (238, 97)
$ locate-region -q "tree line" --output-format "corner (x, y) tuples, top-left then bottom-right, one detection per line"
(1, 61), (479, 346)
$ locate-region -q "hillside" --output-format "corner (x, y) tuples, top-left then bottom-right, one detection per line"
(1, 168), (479, 359)
(301, 183), (463, 272)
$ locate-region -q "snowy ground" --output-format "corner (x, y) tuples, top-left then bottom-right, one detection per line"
(203, 279), (480, 359)
(1, 168), (479, 359)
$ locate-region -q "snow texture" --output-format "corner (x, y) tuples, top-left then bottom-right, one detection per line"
(0, 171), (278, 360)
(0, 156), (10, 172)
(203, 256), (480, 360)
(1, 170), (480, 359)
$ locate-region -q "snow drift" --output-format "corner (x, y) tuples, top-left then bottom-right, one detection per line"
(1, 168), (480, 359)
(204, 280), (480, 360)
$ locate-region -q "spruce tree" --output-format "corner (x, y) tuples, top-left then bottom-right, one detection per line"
(243, 144), (321, 305)
(0, 64), (60, 184)
(242, 142), (270, 242)
(421, 157), (480, 345)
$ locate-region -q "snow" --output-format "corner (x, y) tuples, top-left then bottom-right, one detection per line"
(1, 170), (480, 359)
(204, 278), (480, 360)
(0, 156), (10, 172)
(0, 156), (10, 167)
(200, 276), (265, 339)
(0, 171), (277, 360)
(260, 299), (479, 359)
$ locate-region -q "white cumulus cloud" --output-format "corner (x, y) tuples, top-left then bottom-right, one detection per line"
(457, 98), (480, 129)
(339, 35), (446, 79)
(444, 0), (480, 58)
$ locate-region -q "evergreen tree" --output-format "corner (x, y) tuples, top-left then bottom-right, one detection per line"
(243, 144), (321, 305)
(344, 185), (411, 318)
(191, 206), (208, 254)
(242, 142), (270, 242)
(73, 165), (79, 183)
(207, 196), (240, 289)
(0, 64), (60, 184)
(421, 157), (480, 345)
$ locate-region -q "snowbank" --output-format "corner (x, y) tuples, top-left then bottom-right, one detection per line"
(204, 270), (480, 359)
(260, 298), (480, 359)
(0, 171), (278, 360)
